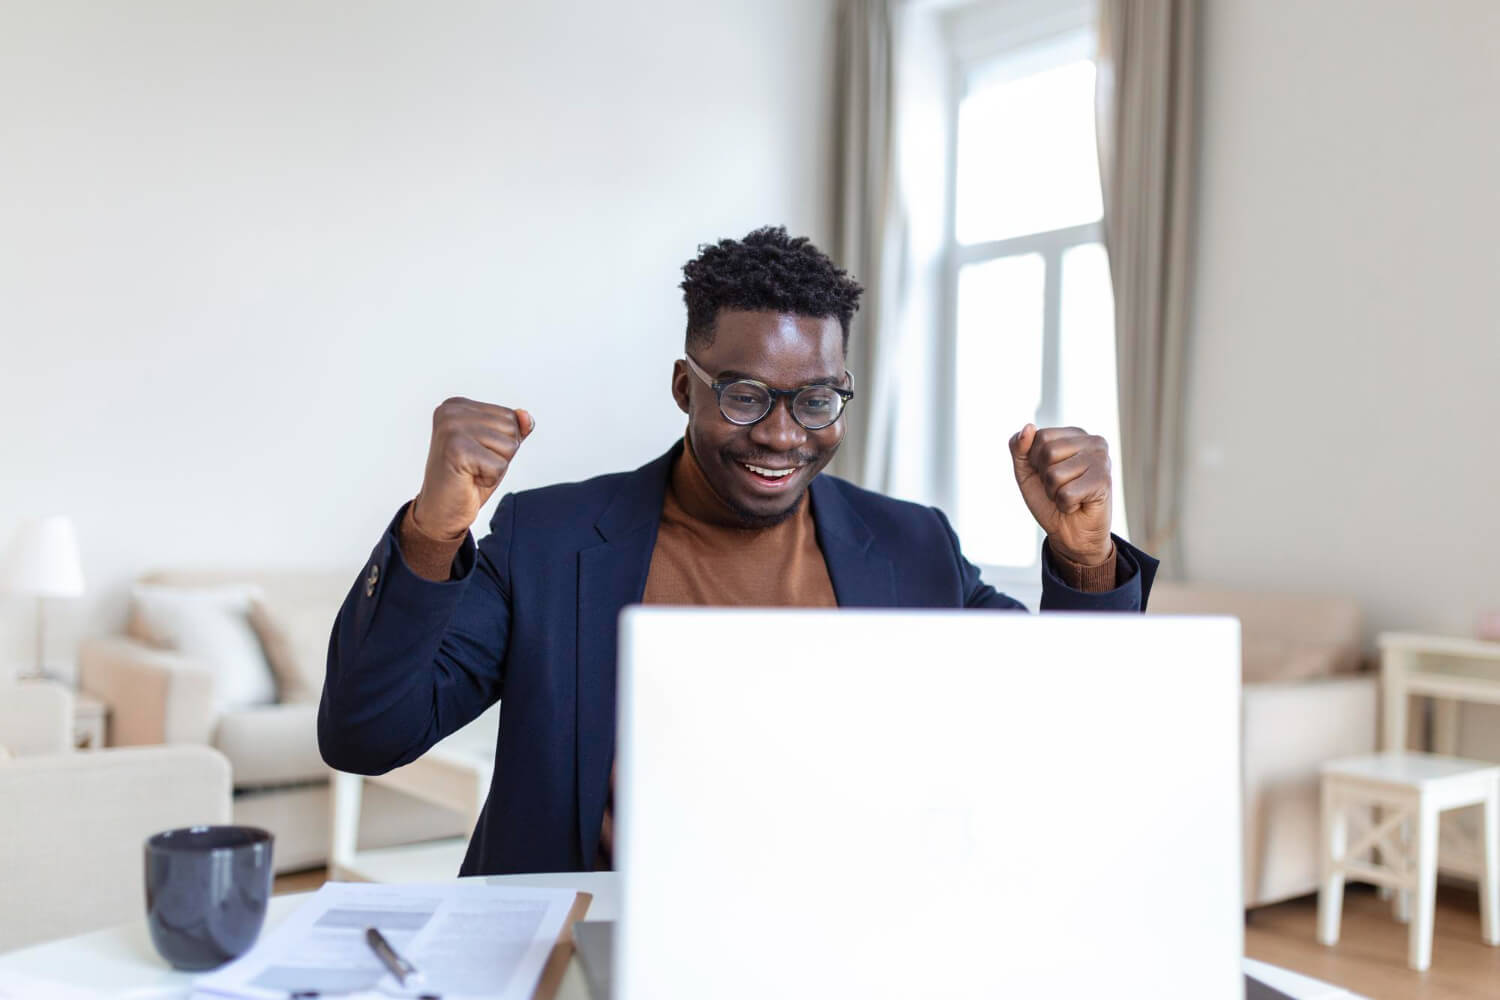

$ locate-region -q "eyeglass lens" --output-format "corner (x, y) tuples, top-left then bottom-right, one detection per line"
(719, 381), (844, 429)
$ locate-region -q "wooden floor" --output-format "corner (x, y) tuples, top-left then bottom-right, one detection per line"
(273, 867), (328, 896)
(276, 871), (1498, 997)
(1245, 884), (1500, 999)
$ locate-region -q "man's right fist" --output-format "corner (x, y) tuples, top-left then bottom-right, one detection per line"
(411, 397), (534, 540)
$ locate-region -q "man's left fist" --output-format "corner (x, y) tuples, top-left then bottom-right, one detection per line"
(1008, 424), (1113, 566)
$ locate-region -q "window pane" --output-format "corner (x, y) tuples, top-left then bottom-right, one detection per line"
(1058, 242), (1129, 540)
(955, 254), (1044, 568)
(955, 60), (1102, 245)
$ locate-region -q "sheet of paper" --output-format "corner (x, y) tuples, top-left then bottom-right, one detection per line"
(191, 881), (579, 1000)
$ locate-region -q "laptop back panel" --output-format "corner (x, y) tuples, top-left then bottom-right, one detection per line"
(616, 609), (1242, 1000)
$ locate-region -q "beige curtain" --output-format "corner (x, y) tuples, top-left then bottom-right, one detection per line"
(1096, 0), (1198, 569)
(832, 0), (903, 490)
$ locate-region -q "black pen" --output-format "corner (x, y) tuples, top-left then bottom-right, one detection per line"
(364, 925), (428, 991)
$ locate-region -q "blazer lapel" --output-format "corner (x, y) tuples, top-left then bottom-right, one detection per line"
(575, 444), (678, 865)
(810, 475), (897, 608)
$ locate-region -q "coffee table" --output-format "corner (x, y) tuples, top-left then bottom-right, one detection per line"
(328, 702), (501, 882)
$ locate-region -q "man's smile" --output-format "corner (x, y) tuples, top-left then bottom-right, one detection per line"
(737, 459), (807, 490)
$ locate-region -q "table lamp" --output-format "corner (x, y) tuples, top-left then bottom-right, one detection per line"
(3, 515), (86, 680)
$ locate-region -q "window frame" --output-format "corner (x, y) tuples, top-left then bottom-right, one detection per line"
(934, 11), (1106, 587)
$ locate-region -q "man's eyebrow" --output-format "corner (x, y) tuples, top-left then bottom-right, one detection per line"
(718, 369), (843, 387)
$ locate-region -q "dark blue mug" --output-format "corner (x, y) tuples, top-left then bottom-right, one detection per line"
(144, 825), (274, 970)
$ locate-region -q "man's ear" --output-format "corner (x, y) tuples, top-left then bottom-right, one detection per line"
(671, 360), (691, 415)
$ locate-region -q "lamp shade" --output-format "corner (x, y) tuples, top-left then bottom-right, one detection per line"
(3, 515), (86, 597)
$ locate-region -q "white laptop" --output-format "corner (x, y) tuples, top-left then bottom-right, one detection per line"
(612, 608), (1244, 1000)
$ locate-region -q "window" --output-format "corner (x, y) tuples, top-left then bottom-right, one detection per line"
(941, 13), (1127, 576)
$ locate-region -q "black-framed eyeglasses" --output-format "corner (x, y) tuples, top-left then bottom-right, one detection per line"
(683, 355), (854, 431)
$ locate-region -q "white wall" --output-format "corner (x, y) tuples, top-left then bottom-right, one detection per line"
(1182, 0), (1500, 640)
(0, 0), (837, 678)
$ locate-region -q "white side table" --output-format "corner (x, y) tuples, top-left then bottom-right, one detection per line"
(71, 691), (108, 749)
(1317, 751), (1500, 971)
(1378, 631), (1500, 755)
(328, 703), (500, 881)
(1376, 632), (1500, 891)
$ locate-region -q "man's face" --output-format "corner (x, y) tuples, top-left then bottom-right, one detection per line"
(672, 309), (847, 526)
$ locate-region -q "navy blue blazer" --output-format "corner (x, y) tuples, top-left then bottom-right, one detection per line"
(318, 441), (1158, 875)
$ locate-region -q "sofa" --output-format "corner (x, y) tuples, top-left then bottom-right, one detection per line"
(77, 569), (468, 874)
(1147, 582), (1377, 908)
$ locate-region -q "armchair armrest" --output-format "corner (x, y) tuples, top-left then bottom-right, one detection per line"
(78, 636), (217, 746)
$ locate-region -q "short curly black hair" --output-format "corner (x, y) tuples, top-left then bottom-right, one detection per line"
(680, 225), (864, 352)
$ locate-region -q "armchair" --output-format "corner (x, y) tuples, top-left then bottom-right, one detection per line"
(0, 682), (233, 951)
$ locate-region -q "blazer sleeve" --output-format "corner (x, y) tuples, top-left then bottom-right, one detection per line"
(936, 507), (1158, 612)
(318, 494), (518, 775)
(932, 507), (1027, 611)
(1038, 535), (1159, 612)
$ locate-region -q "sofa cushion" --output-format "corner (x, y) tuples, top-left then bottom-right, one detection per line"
(1147, 583), (1364, 684)
(249, 597), (334, 705)
(129, 583), (276, 713)
(1242, 637), (1362, 685)
(212, 701), (328, 787)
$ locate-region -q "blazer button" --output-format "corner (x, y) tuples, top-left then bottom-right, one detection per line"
(365, 564), (379, 597)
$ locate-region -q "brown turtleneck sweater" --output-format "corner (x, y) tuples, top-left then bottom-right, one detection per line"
(641, 438), (837, 607)
(396, 440), (1117, 869)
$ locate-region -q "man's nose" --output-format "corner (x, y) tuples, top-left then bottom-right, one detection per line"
(749, 397), (807, 451)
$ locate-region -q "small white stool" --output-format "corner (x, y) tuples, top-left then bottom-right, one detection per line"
(1317, 751), (1500, 971)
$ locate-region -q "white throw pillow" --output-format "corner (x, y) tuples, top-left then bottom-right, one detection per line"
(129, 583), (277, 713)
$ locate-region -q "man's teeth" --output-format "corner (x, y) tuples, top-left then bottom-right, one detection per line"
(743, 463), (797, 478)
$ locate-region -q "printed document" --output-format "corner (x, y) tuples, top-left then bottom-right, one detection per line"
(192, 881), (580, 1000)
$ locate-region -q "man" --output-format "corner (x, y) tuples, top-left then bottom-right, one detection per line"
(318, 226), (1158, 876)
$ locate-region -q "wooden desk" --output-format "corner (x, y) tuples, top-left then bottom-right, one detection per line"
(1379, 632), (1500, 755)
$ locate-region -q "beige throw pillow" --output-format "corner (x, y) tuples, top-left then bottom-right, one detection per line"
(248, 599), (329, 704)
(129, 583), (276, 713)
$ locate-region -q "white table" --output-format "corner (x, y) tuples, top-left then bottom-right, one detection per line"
(0, 872), (616, 1000)
(329, 703), (501, 882)
(0, 869), (1369, 999)
(1379, 631), (1500, 755)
